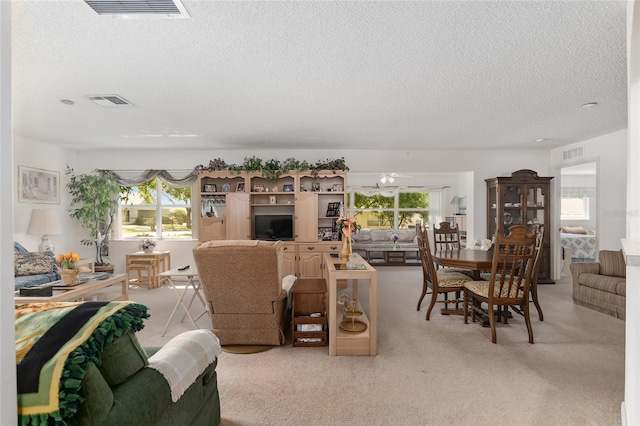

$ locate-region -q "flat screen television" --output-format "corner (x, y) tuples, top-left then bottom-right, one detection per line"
(253, 214), (294, 241)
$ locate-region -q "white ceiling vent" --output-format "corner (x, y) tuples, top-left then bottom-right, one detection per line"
(562, 146), (585, 161)
(86, 95), (135, 108)
(84, 0), (190, 19)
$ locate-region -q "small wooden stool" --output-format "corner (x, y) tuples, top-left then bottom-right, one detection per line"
(126, 261), (155, 289)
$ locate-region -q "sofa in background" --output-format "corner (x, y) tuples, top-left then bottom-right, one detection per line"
(14, 241), (60, 290)
(351, 229), (419, 262)
(571, 250), (626, 320)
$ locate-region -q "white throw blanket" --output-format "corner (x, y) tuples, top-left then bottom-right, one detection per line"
(148, 329), (222, 402)
(282, 274), (296, 308)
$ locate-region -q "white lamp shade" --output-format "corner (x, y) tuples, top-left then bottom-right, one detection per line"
(27, 209), (62, 236)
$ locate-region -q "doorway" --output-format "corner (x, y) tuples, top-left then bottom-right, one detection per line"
(558, 162), (598, 276)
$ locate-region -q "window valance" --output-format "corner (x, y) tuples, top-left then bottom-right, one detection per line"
(561, 187), (596, 198)
(100, 169), (198, 188)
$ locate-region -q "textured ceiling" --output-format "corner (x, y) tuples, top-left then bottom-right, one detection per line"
(11, 0), (628, 152)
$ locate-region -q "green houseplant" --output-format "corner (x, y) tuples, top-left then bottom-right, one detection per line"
(66, 166), (120, 267)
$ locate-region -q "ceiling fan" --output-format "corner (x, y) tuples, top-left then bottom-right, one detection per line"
(379, 172), (411, 184)
(356, 183), (399, 196)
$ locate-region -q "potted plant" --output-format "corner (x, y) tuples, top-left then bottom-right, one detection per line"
(65, 166), (120, 271)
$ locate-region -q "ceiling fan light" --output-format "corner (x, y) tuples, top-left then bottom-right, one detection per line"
(380, 176), (387, 184)
(388, 177), (395, 183)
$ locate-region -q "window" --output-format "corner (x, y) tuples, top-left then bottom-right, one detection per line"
(347, 189), (432, 229)
(560, 186), (593, 221)
(561, 197), (589, 220)
(120, 178), (192, 239)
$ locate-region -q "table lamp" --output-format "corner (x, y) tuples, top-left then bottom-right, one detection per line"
(27, 209), (62, 253)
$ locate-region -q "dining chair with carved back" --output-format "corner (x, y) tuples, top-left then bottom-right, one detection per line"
(512, 224), (545, 321)
(416, 224), (473, 319)
(463, 225), (537, 343)
(433, 221), (475, 278)
(433, 221), (462, 252)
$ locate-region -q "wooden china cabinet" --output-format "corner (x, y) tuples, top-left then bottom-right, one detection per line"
(486, 169), (554, 283)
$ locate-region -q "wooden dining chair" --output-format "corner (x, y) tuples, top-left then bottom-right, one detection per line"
(416, 224), (472, 319)
(433, 222), (462, 251)
(512, 224), (545, 321)
(463, 225), (537, 343)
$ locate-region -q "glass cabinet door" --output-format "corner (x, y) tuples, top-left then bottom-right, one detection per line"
(502, 184), (523, 234)
(487, 185), (498, 239)
(524, 184), (547, 229)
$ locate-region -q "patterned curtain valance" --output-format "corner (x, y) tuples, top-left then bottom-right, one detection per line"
(561, 187), (596, 198)
(100, 169), (198, 188)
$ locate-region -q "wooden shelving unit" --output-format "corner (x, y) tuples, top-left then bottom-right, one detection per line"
(196, 171), (347, 279)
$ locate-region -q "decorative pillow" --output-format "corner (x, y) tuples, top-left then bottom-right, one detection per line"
(14, 252), (55, 276)
(561, 226), (588, 234)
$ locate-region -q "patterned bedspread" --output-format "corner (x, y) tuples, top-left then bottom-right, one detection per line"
(560, 232), (597, 259)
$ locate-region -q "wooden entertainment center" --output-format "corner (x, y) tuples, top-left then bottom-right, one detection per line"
(197, 170), (347, 279)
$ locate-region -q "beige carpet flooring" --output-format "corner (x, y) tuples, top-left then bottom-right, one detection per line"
(129, 267), (624, 426)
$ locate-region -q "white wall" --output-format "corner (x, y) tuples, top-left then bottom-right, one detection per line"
(12, 136), (90, 257)
(550, 130), (627, 252)
(0, 2), (16, 423)
(624, 2), (640, 424)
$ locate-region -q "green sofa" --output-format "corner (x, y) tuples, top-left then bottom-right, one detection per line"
(75, 330), (221, 425)
(16, 301), (221, 425)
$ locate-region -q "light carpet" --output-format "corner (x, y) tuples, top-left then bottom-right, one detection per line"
(129, 268), (624, 426)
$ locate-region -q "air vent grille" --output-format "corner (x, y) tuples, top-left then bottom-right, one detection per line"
(84, 0), (189, 18)
(86, 95), (135, 108)
(562, 146), (584, 161)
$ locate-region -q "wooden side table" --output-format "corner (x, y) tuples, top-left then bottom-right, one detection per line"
(126, 251), (171, 289)
(291, 278), (328, 347)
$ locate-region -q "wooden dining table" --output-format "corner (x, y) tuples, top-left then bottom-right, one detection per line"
(433, 249), (494, 280)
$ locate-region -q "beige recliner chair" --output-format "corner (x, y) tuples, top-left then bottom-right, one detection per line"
(193, 240), (292, 345)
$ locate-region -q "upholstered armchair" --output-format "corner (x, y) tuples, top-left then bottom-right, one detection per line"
(193, 240), (294, 345)
(571, 250), (626, 319)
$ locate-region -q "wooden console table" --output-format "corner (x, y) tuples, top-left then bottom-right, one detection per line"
(324, 253), (377, 356)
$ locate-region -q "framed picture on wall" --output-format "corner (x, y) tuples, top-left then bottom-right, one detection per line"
(18, 165), (60, 204)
